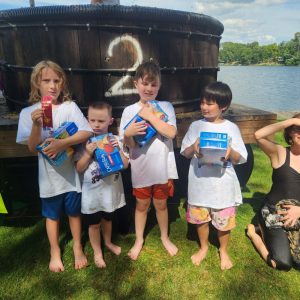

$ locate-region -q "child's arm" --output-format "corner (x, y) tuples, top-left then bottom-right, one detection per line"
(181, 138), (202, 159)
(28, 108), (43, 154)
(123, 118), (147, 148)
(75, 141), (97, 173)
(110, 136), (129, 169)
(138, 105), (176, 139)
(43, 131), (92, 159)
(224, 146), (241, 165)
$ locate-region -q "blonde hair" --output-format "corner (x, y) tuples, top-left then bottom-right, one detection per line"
(29, 60), (71, 104)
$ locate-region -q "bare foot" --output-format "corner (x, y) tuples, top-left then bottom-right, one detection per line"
(191, 247), (208, 266)
(246, 224), (256, 239)
(161, 237), (178, 256)
(49, 248), (64, 272)
(219, 249), (233, 270)
(73, 245), (88, 270)
(128, 240), (144, 261)
(105, 242), (121, 256)
(94, 253), (106, 268)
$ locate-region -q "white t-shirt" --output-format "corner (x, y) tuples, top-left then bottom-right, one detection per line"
(16, 101), (93, 198)
(119, 101), (178, 188)
(77, 152), (126, 214)
(180, 119), (248, 209)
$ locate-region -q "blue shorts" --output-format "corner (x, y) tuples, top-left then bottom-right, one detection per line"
(41, 192), (81, 220)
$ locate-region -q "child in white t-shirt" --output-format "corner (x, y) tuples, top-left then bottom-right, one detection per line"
(16, 60), (93, 272)
(75, 102), (128, 268)
(119, 61), (178, 260)
(180, 81), (247, 270)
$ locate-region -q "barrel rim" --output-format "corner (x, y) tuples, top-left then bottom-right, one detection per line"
(0, 4), (224, 35)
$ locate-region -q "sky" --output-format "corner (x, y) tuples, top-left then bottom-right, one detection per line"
(0, 0), (298, 45)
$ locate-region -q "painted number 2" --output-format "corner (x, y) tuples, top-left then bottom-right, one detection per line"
(105, 35), (143, 97)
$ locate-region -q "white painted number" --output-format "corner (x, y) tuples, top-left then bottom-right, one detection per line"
(105, 35), (143, 97)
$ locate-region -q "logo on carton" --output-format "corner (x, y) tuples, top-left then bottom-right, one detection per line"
(92, 133), (124, 177)
(199, 131), (229, 167)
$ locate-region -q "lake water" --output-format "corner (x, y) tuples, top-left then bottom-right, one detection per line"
(218, 66), (300, 113)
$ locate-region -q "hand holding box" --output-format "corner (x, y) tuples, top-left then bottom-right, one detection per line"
(124, 100), (168, 147)
(36, 122), (78, 166)
(92, 133), (124, 177)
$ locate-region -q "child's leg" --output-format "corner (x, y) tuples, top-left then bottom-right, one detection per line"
(191, 222), (209, 266)
(101, 216), (121, 255)
(68, 215), (88, 270)
(46, 218), (64, 272)
(153, 198), (178, 256)
(218, 230), (233, 270)
(128, 198), (151, 260)
(89, 223), (106, 268)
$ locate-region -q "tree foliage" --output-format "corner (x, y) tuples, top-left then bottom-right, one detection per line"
(219, 32), (300, 66)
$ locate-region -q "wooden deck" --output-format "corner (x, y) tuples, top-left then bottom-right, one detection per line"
(0, 102), (277, 158)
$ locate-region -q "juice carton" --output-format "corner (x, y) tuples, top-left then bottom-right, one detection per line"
(36, 122), (78, 166)
(41, 95), (53, 128)
(124, 100), (168, 147)
(199, 131), (228, 166)
(92, 133), (124, 177)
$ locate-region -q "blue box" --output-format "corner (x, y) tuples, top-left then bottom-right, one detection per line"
(36, 122), (78, 166)
(92, 133), (124, 177)
(124, 100), (168, 147)
(199, 131), (228, 166)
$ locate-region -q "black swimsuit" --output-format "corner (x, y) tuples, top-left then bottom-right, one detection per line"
(258, 148), (300, 270)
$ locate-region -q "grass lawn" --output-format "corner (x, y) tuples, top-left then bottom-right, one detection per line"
(1, 140), (300, 299)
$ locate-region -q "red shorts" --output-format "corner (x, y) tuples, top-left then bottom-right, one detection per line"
(133, 179), (174, 200)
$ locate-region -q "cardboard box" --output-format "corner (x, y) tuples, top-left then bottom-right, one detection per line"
(36, 122), (78, 166)
(124, 100), (168, 147)
(92, 133), (124, 177)
(199, 131), (228, 166)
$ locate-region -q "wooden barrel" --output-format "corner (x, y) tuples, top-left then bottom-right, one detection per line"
(0, 4), (223, 116)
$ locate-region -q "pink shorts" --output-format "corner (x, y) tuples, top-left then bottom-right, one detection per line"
(186, 205), (236, 231)
(133, 180), (174, 200)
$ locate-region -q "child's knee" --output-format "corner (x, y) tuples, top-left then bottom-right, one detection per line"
(136, 199), (151, 212)
(153, 199), (167, 211)
(89, 223), (101, 231)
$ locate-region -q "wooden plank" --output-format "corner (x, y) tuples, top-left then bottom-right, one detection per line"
(0, 130), (32, 158)
(0, 103), (277, 157)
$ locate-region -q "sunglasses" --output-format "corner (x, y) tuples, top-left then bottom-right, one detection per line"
(291, 126), (300, 132)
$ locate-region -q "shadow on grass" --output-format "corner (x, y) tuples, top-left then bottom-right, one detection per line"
(0, 216), (148, 299)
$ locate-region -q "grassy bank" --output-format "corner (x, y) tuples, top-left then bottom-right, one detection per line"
(1, 142), (300, 300)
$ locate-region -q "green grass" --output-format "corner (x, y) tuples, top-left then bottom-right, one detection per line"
(1, 141), (300, 299)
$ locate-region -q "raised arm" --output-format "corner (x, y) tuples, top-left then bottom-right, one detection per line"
(28, 108), (43, 154)
(254, 118), (300, 164)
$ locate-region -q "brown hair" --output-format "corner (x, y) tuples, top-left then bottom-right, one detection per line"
(29, 60), (71, 104)
(284, 113), (300, 145)
(134, 60), (161, 83)
(88, 101), (112, 117)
